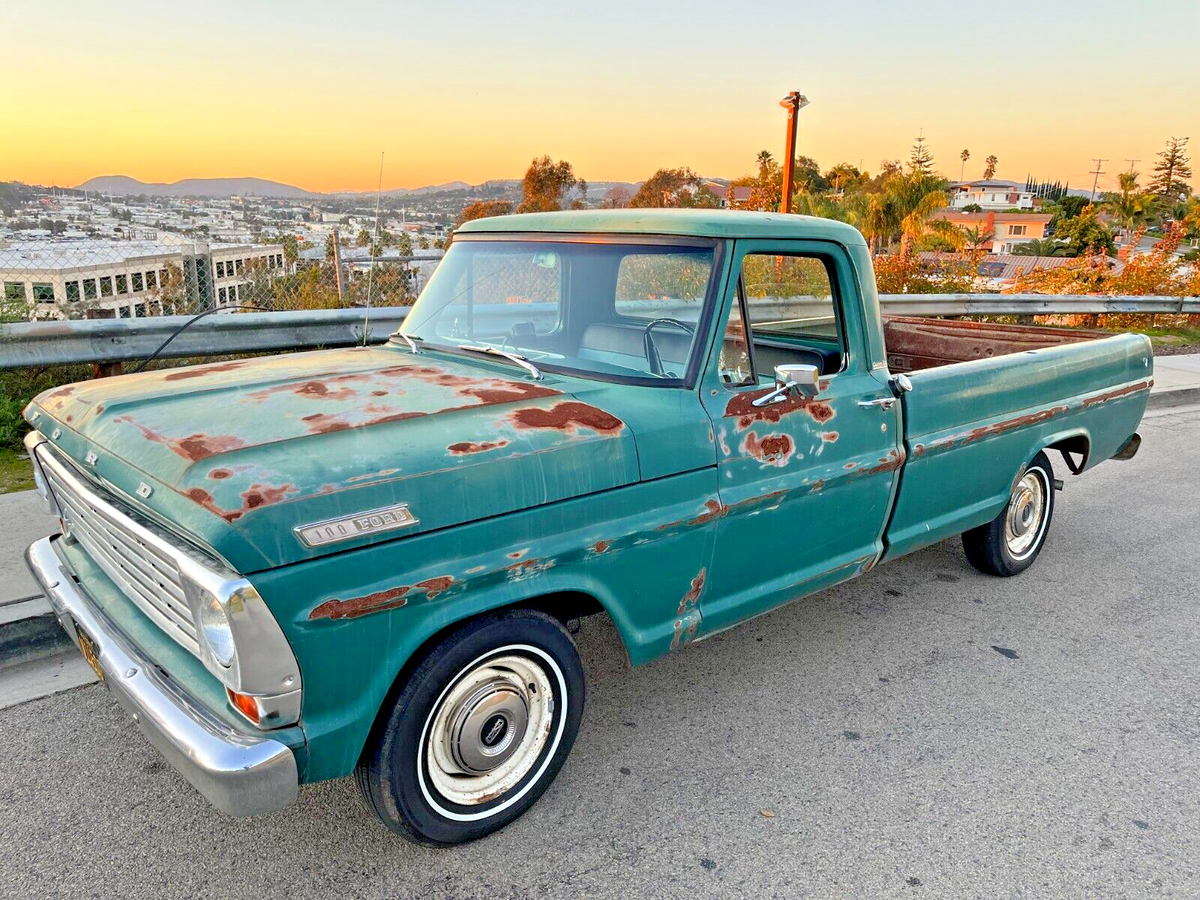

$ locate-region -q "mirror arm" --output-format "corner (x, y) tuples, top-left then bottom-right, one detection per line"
(752, 380), (798, 408)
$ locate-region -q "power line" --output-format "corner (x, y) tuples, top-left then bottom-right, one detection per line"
(1124, 158), (1140, 175)
(1088, 158), (1107, 202)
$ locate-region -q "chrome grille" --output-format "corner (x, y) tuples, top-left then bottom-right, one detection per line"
(37, 445), (201, 655)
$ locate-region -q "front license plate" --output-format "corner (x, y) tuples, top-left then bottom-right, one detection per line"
(76, 624), (104, 682)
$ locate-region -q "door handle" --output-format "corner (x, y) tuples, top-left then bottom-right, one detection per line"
(858, 396), (896, 411)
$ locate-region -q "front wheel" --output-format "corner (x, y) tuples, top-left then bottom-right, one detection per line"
(356, 609), (585, 845)
(962, 451), (1056, 577)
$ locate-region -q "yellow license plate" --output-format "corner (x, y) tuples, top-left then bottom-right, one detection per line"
(76, 625), (104, 682)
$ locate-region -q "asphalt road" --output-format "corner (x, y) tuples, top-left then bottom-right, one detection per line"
(2, 404), (1198, 900)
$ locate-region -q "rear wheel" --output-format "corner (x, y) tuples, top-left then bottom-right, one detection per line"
(963, 451), (1055, 577)
(356, 609), (584, 845)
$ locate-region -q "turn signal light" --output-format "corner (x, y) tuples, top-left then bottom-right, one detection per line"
(227, 688), (262, 725)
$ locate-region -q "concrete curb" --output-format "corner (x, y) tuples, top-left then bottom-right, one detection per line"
(1148, 386), (1200, 410)
(0, 597), (72, 669)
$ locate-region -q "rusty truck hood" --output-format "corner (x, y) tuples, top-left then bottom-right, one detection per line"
(28, 345), (639, 572)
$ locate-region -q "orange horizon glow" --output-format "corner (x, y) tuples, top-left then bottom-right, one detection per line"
(3, 1), (1197, 197)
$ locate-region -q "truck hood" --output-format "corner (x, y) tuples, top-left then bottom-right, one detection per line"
(29, 345), (639, 572)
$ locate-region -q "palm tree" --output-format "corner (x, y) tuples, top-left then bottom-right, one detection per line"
(983, 155), (998, 180)
(1010, 238), (1071, 257)
(962, 225), (996, 253)
(1104, 171), (1154, 247)
(756, 150), (774, 178)
(959, 149), (970, 181)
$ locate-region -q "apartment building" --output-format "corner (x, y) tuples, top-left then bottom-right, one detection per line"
(931, 211), (1052, 254)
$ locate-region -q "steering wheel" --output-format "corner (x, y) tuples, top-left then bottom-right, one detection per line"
(643, 317), (695, 377)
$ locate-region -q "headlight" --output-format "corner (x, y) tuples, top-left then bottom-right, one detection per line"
(198, 591), (236, 667)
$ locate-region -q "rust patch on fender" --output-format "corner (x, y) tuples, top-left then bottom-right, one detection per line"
(822, 431), (839, 443)
(162, 360), (247, 381)
(671, 568), (706, 650)
(741, 432), (795, 466)
(1081, 379), (1153, 407)
(448, 440), (511, 455)
(308, 575), (458, 620)
(657, 491), (787, 533)
(590, 540), (611, 554)
(724, 390), (834, 430)
(510, 401), (623, 435)
(208, 468), (233, 480)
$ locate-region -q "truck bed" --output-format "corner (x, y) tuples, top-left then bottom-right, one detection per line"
(883, 316), (1109, 373)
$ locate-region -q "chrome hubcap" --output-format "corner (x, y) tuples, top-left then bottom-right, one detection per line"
(426, 655), (554, 806)
(1005, 470), (1046, 558)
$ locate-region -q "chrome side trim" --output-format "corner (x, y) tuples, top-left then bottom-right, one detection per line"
(25, 536), (298, 816)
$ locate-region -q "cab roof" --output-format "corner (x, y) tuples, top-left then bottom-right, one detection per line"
(456, 208), (868, 245)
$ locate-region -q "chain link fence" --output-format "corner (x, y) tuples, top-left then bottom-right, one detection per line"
(0, 198), (444, 324)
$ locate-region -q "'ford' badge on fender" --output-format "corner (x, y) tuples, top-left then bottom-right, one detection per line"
(295, 504), (418, 548)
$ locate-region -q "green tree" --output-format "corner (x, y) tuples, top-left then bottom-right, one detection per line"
(628, 167), (719, 208)
(454, 199), (513, 230)
(356, 228), (372, 247)
(983, 155), (998, 179)
(1150, 136), (1192, 198)
(909, 135), (934, 176)
(1011, 237), (1071, 257)
(517, 156), (586, 213)
(1055, 205), (1116, 256)
(1103, 172), (1154, 246)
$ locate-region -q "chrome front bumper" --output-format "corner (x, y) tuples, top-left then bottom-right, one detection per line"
(24, 536), (298, 817)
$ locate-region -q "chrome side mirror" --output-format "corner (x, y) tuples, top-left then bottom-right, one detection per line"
(752, 363), (821, 408)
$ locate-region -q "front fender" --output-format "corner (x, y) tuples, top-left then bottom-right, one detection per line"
(249, 468), (717, 782)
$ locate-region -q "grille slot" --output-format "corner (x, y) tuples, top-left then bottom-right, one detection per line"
(38, 446), (201, 656)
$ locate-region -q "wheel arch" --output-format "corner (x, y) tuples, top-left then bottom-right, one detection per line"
(352, 585), (623, 772)
(1043, 428), (1091, 475)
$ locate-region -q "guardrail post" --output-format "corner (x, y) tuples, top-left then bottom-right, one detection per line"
(85, 308), (122, 379)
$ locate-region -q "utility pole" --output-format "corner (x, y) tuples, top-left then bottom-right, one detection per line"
(778, 91), (810, 215)
(1124, 158), (1140, 175)
(1088, 158), (1107, 202)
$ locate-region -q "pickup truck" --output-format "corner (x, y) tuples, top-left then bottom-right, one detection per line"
(22, 210), (1151, 845)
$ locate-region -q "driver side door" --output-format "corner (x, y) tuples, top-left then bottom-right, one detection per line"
(697, 239), (903, 635)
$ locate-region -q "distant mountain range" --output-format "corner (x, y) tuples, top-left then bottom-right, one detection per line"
(73, 175), (645, 200)
(75, 175), (316, 199)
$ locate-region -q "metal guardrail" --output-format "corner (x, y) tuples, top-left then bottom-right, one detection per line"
(0, 295), (1196, 370)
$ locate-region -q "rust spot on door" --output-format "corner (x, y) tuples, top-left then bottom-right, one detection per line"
(741, 432), (794, 466)
(723, 390), (834, 430)
(590, 540), (611, 554)
(821, 431), (839, 442)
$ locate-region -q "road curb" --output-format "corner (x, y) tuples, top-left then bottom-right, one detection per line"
(1148, 386), (1200, 410)
(0, 597), (72, 670)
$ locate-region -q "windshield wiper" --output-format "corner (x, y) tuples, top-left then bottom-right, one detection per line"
(457, 344), (543, 381)
(395, 332), (422, 354)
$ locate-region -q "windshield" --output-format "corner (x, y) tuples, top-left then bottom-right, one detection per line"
(399, 238), (718, 384)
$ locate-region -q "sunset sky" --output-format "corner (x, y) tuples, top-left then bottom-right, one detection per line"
(3, 0), (1198, 194)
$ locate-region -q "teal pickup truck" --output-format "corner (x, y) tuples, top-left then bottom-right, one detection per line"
(23, 210), (1151, 844)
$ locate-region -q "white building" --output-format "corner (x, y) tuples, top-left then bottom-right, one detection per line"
(948, 180), (1036, 211)
(0, 238), (287, 319)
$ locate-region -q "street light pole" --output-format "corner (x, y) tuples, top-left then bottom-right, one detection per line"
(778, 91), (810, 214)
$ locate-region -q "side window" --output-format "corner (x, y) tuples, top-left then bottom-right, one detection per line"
(740, 253), (844, 378)
(717, 284), (753, 385)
